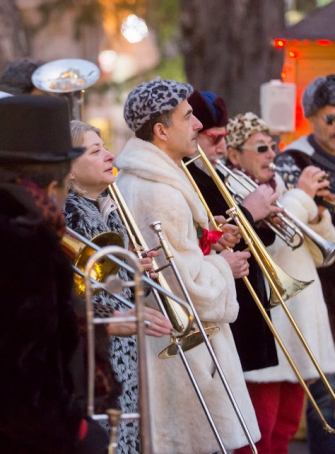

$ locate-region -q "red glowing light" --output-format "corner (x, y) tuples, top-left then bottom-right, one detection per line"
(279, 142), (285, 151)
(317, 40), (331, 46)
(288, 50), (298, 58)
(274, 39), (287, 49)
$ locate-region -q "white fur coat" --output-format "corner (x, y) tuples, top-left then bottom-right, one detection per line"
(116, 137), (260, 453)
(244, 174), (335, 383)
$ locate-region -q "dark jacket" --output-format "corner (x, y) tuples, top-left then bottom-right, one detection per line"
(276, 134), (335, 342)
(184, 160), (278, 371)
(0, 183), (107, 454)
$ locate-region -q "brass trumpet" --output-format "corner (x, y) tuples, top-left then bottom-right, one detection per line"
(182, 145), (335, 434)
(217, 160), (335, 267)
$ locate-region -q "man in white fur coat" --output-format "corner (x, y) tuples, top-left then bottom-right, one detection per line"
(115, 79), (260, 453)
(225, 112), (335, 454)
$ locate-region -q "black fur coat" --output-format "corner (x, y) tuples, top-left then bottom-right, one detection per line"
(0, 183), (83, 453)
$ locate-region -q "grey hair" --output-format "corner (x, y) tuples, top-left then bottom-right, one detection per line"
(302, 75), (335, 117)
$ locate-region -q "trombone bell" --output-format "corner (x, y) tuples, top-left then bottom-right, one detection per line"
(158, 325), (220, 359)
(62, 230), (124, 297)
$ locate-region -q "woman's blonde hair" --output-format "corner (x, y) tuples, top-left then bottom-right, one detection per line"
(69, 120), (101, 196)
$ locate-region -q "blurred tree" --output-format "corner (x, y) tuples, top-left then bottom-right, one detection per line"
(0, 0), (30, 74)
(179, 0), (286, 116)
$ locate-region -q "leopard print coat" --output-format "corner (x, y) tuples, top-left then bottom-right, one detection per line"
(64, 192), (139, 454)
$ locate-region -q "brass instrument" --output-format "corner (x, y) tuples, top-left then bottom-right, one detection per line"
(108, 183), (259, 453)
(217, 161), (335, 267)
(68, 226), (257, 453)
(84, 244), (153, 454)
(182, 145), (335, 434)
(107, 182), (218, 358)
(31, 58), (100, 120)
(66, 228), (205, 453)
(149, 221), (259, 454)
(62, 229), (124, 297)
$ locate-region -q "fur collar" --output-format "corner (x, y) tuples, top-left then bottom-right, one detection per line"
(116, 137), (208, 226)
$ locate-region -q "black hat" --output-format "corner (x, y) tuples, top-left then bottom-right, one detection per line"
(188, 90), (228, 131)
(0, 95), (85, 163)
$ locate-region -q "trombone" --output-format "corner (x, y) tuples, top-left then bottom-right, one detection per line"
(67, 225), (257, 453)
(107, 182), (218, 358)
(216, 161), (335, 267)
(84, 244), (152, 454)
(182, 145), (335, 434)
(107, 183), (259, 453)
(65, 228), (202, 453)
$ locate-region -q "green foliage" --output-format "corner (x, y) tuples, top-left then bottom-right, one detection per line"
(146, 0), (180, 47)
(155, 55), (186, 82)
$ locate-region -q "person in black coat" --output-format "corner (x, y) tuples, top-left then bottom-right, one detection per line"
(186, 90), (281, 372)
(0, 95), (109, 454)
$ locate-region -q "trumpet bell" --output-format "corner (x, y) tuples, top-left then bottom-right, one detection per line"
(158, 326), (220, 359)
(62, 230), (124, 297)
(32, 58), (100, 93)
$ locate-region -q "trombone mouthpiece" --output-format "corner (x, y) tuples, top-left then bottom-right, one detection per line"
(269, 163), (277, 171)
(150, 221), (162, 233)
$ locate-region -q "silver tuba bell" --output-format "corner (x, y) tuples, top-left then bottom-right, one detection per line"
(31, 58), (100, 120)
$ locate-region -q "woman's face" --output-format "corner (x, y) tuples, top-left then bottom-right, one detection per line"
(70, 130), (115, 198)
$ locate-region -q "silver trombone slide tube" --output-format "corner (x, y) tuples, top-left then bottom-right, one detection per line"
(149, 221), (258, 454)
(85, 246), (153, 454)
(73, 265), (133, 309)
(66, 227), (191, 310)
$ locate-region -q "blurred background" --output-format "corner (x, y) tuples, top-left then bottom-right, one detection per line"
(1, 0), (334, 154)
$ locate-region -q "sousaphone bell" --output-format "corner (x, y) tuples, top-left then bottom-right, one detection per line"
(32, 58), (100, 120)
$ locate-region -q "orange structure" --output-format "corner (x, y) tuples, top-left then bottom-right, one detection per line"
(274, 1), (335, 146)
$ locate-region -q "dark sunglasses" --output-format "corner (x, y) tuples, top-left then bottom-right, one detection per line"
(322, 115), (335, 126)
(202, 130), (228, 145)
(241, 142), (277, 154)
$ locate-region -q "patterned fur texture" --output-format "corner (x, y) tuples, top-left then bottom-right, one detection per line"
(226, 112), (270, 149)
(123, 78), (193, 132)
(64, 193), (139, 454)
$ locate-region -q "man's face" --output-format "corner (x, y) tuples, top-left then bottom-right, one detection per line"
(163, 99), (203, 163)
(309, 105), (335, 156)
(198, 126), (227, 165)
(227, 132), (276, 183)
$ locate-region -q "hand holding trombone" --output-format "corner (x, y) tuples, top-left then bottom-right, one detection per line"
(183, 145), (335, 434)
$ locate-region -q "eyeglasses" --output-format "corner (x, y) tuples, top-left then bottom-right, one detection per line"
(240, 142), (277, 154)
(202, 130), (228, 145)
(322, 115), (335, 126)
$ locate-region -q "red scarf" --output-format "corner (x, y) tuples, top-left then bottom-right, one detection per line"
(18, 179), (66, 238)
(227, 164), (277, 191)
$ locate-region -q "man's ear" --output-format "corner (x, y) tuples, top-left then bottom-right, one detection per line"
(227, 147), (241, 166)
(153, 122), (168, 142)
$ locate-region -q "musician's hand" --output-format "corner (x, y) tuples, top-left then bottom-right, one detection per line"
(219, 250), (251, 279)
(107, 307), (172, 337)
(297, 166), (330, 199)
(142, 306), (173, 337)
(211, 215), (241, 250)
(140, 250), (160, 279)
(242, 185), (282, 222)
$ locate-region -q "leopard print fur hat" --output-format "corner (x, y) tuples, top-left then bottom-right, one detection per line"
(123, 78), (193, 132)
(226, 112), (270, 149)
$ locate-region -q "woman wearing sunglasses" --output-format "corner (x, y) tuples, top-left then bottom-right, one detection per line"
(226, 112), (335, 454)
